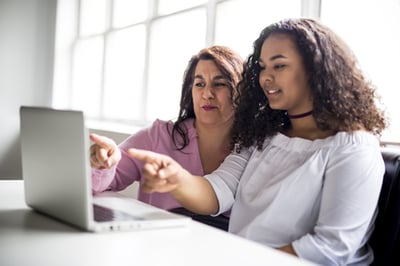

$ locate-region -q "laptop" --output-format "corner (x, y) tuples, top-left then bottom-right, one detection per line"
(19, 106), (190, 232)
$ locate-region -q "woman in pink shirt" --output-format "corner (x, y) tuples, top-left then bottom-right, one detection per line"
(90, 45), (244, 230)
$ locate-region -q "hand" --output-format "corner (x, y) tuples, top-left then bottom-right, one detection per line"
(128, 148), (219, 214)
(89, 133), (121, 169)
(127, 148), (183, 193)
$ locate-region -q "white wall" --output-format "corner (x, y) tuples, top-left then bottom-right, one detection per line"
(0, 0), (57, 178)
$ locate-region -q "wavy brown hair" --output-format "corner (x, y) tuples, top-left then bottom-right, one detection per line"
(231, 18), (387, 150)
(170, 45), (244, 150)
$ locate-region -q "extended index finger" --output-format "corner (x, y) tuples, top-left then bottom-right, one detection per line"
(89, 133), (114, 149)
(127, 148), (165, 164)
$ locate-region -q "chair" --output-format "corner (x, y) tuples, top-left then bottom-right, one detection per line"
(369, 147), (400, 266)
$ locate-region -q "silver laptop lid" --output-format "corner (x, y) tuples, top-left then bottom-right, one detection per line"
(20, 106), (93, 230)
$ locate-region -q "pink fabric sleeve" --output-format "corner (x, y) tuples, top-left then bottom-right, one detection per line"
(91, 121), (158, 194)
(91, 119), (204, 210)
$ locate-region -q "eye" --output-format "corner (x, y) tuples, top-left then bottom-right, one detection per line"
(258, 64), (266, 71)
(194, 81), (205, 87)
(274, 64), (286, 70)
(214, 82), (228, 87)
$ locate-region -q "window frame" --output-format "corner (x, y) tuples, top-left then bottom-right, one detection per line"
(52, 0), (399, 144)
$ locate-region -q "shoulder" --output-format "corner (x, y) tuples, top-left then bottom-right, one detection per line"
(151, 118), (198, 148)
(269, 131), (380, 151)
(150, 119), (172, 129)
(119, 119), (172, 149)
(331, 130), (380, 146)
(327, 131), (384, 171)
(152, 118), (196, 132)
(140, 119), (176, 137)
(265, 131), (383, 168)
(328, 131), (382, 159)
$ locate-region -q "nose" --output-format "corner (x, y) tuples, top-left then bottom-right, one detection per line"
(260, 71), (274, 87)
(202, 84), (214, 99)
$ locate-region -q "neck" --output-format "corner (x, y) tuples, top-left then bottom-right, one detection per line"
(195, 119), (233, 174)
(195, 119), (232, 147)
(287, 110), (313, 119)
(285, 116), (335, 140)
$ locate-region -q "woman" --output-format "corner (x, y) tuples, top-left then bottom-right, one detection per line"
(129, 18), (387, 265)
(90, 45), (244, 231)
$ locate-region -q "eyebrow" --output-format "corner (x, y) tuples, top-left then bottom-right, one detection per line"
(271, 54), (287, 60)
(194, 74), (226, 80)
(259, 54), (287, 63)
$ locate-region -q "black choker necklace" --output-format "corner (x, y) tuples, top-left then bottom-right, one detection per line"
(287, 110), (313, 119)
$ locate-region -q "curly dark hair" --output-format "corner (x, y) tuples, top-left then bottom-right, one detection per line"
(231, 18), (387, 150)
(170, 45), (244, 150)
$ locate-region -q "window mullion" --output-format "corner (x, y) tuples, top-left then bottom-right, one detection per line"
(301, 0), (321, 18)
(141, 0), (158, 122)
(205, 0), (218, 46)
(69, 0), (83, 108)
(98, 0), (113, 120)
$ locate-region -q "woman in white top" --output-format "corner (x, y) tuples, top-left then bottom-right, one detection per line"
(128, 18), (387, 265)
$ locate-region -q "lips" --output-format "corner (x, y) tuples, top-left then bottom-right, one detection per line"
(263, 88), (282, 104)
(202, 105), (217, 111)
(265, 89), (281, 95)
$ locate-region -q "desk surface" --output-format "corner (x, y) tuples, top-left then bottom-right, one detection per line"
(0, 180), (315, 266)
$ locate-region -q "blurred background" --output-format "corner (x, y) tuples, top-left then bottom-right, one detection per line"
(1, 0), (399, 178)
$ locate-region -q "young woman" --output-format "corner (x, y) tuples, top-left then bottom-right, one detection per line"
(129, 18), (387, 265)
(90, 45), (244, 231)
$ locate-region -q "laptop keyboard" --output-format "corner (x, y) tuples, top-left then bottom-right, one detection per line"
(93, 204), (144, 222)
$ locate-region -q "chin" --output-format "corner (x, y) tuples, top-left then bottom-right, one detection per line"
(268, 104), (283, 111)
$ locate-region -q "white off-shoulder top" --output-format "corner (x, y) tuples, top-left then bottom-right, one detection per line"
(205, 131), (384, 265)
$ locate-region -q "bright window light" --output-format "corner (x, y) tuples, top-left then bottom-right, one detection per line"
(321, 0), (400, 142)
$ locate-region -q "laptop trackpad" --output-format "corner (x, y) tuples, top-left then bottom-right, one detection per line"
(92, 192), (186, 221)
(93, 204), (144, 222)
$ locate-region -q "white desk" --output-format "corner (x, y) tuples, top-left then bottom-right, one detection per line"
(0, 180), (315, 266)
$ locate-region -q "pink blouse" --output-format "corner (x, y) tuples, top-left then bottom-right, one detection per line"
(91, 119), (204, 210)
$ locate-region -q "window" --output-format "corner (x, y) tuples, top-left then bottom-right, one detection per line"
(53, 0), (301, 123)
(320, 0), (400, 143)
(103, 26), (146, 121)
(215, 0), (301, 57)
(53, 0), (399, 143)
(146, 9), (207, 121)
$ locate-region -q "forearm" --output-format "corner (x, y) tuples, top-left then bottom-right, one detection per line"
(126, 148), (220, 214)
(171, 168), (219, 215)
(91, 167), (116, 193)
